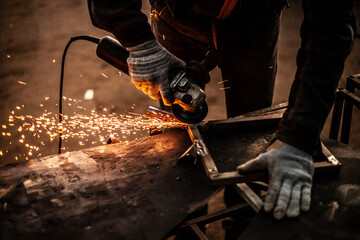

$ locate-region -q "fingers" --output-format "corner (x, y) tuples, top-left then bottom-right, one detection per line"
(274, 179), (294, 220)
(132, 81), (142, 91)
(131, 79), (161, 99)
(148, 87), (161, 100)
(264, 176), (281, 213)
(300, 185), (311, 211)
(237, 154), (268, 174)
(269, 182), (311, 220)
(286, 183), (301, 218)
(159, 80), (174, 106)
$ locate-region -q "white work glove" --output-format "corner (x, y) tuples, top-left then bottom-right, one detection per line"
(237, 143), (314, 220)
(126, 40), (186, 106)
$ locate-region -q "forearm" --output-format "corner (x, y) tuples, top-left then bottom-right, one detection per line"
(88, 0), (155, 47)
(276, 0), (356, 154)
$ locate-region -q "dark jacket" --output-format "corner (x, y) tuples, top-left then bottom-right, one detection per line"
(88, 0), (285, 47)
(88, 0), (356, 155)
(88, 0), (228, 47)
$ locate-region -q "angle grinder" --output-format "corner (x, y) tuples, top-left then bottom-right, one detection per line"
(96, 36), (219, 124)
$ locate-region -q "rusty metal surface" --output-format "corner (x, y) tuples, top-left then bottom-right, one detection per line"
(0, 129), (219, 240)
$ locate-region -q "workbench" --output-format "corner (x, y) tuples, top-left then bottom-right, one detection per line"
(1, 125), (359, 239)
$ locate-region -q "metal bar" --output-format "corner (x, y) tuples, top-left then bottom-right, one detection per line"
(235, 183), (264, 212)
(340, 100), (353, 144)
(347, 74), (360, 91)
(340, 88), (360, 143)
(210, 171), (268, 186)
(146, 106), (179, 122)
(202, 113), (282, 132)
(320, 142), (340, 166)
(312, 143), (342, 176)
(181, 202), (248, 228)
(329, 89), (345, 140)
(189, 224), (209, 240)
(341, 89), (360, 108)
(239, 102), (288, 118)
(187, 125), (219, 179)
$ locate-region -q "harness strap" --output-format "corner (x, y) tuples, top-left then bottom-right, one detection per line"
(217, 0), (239, 19)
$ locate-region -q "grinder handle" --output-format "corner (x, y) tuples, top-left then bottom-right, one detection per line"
(96, 36), (129, 75)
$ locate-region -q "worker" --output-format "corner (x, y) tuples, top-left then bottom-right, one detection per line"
(88, 0), (355, 224)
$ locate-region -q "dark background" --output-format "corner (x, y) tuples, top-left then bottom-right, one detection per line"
(0, 0), (359, 167)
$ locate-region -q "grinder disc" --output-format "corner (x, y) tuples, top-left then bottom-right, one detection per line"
(171, 102), (208, 124)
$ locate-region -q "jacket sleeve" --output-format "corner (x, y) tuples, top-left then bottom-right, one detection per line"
(276, 0), (356, 154)
(88, 0), (155, 47)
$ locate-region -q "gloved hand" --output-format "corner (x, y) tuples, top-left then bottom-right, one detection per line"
(126, 40), (186, 106)
(237, 142), (314, 220)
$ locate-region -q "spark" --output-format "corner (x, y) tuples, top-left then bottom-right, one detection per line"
(7, 54), (11, 59)
(18, 81), (27, 85)
(0, 96), (184, 162)
(217, 80), (229, 84)
(162, 35), (166, 41)
(219, 87), (231, 90)
(52, 59), (56, 63)
(101, 73), (108, 78)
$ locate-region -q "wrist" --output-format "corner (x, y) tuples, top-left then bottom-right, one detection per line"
(126, 39), (159, 53)
(269, 140), (312, 160)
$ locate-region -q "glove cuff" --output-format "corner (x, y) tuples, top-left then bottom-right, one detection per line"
(126, 39), (160, 53)
(279, 143), (312, 160)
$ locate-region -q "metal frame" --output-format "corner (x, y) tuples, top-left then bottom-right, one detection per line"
(171, 183), (265, 239)
(172, 103), (343, 239)
(181, 103), (342, 186)
(330, 74), (360, 144)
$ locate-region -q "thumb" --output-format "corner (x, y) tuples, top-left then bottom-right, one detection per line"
(237, 153), (268, 174)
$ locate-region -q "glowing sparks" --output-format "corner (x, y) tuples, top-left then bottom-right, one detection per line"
(0, 96), (184, 162)
(7, 54), (11, 59)
(217, 80), (229, 84)
(52, 59), (56, 63)
(219, 87), (231, 90)
(0, 151), (3, 156)
(101, 73), (108, 78)
(18, 81), (27, 85)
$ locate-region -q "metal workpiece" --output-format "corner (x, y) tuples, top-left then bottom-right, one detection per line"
(184, 124), (219, 180)
(235, 183), (264, 213)
(200, 112), (284, 132)
(330, 75), (360, 144)
(180, 103), (342, 186)
(146, 106), (180, 122)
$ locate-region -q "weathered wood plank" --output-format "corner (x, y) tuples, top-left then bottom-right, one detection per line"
(0, 129), (219, 240)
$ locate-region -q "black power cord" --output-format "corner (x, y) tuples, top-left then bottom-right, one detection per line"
(58, 35), (100, 154)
